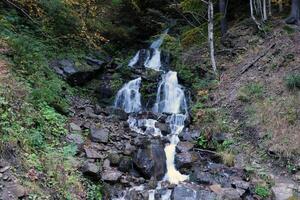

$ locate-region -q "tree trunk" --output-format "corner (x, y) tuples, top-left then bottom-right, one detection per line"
(268, 0), (272, 16)
(208, 0), (217, 73)
(219, 0), (228, 36)
(286, 0), (300, 24)
(263, 0), (267, 20)
(250, 0), (262, 29)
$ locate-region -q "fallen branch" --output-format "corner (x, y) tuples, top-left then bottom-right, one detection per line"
(240, 43), (276, 74)
(194, 148), (219, 154)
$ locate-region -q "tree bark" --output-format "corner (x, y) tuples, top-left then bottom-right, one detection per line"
(219, 0), (228, 36)
(286, 0), (300, 24)
(208, 0), (217, 73)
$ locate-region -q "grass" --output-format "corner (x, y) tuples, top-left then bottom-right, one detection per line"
(284, 74), (300, 90)
(238, 82), (264, 102)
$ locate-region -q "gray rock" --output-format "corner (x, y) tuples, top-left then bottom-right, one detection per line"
(172, 185), (198, 200)
(66, 134), (84, 147)
(90, 128), (109, 143)
(175, 152), (197, 169)
(176, 142), (194, 153)
(212, 132), (228, 143)
(155, 122), (171, 135)
(101, 169), (122, 182)
(81, 162), (100, 180)
(133, 139), (166, 180)
(83, 144), (103, 159)
(271, 183), (294, 200)
(231, 180), (250, 190)
(69, 122), (81, 132)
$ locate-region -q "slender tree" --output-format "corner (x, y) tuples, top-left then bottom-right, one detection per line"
(286, 0), (300, 24)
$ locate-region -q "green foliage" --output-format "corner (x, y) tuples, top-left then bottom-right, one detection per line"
(197, 135), (208, 148)
(87, 183), (102, 200)
(238, 83), (264, 102)
(254, 185), (270, 198)
(284, 74), (300, 90)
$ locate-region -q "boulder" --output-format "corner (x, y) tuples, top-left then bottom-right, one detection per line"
(83, 143), (104, 159)
(171, 184), (217, 200)
(133, 139), (166, 180)
(49, 58), (106, 86)
(220, 188), (241, 200)
(176, 142), (194, 153)
(90, 128), (109, 143)
(101, 169), (122, 182)
(124, 143), (136, 155)
(175, 152), (197, 169)
(81, 162), (100, 180)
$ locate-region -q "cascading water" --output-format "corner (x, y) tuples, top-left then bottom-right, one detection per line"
(129, 29), (168, 71)
(153, 71), (189, 185)
(114, 77), (142, 113)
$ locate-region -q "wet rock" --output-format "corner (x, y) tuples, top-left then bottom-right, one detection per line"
(106, 107), (128, 121)
(90, 128), (109, 143)
(155, 122), (171, 135)
(69, 122), (81, 132)
(81, 162), (100, 180)
(175, 152), (197, 169)
(133, 139), (166, 180)
(176, 142), (194, 153)
(118, 156), (133, 172)
(66, 134), (84, 150)
(101, 169), (122, 182)
(108, 152), (121, 166)
(192, 171), (215, 185)
(271, 183), (294, 200)
(179, 129), (200, 142)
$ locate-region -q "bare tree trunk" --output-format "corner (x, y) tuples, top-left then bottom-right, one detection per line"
(219, 0), (228, 36)
(250, 0), (262, 29)
(263, 0), (267, 20)
(208, 0), (217, 73)
(286, 0), (300, 24)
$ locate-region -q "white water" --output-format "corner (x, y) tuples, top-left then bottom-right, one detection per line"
(114, 77), (142, 113)
(127, 116), (162, 137)
(128, 29), (168, 71)
(128, 50), (140, 67)
(153, 72), (189, 184)
(153, 71), (188, 114)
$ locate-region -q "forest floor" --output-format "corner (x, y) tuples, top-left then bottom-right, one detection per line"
(209, 19), (300, 197)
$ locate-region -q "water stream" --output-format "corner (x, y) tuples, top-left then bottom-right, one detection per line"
(114, 30), (188, 199)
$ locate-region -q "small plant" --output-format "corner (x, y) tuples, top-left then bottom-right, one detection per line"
(255, 185), (270, 198)
(284, 74), (300, 90)
(220, 151), (235, 167)
(197, 135), (208, 149)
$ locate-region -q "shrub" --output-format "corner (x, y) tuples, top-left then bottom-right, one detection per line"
(284, 74), (300, 90)
(254, 185), (270, 198)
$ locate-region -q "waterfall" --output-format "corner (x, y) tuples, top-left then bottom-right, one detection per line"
(128, 29), (168, 71)
(153, 71), (188, 114)
(114, 77), (142, 113)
